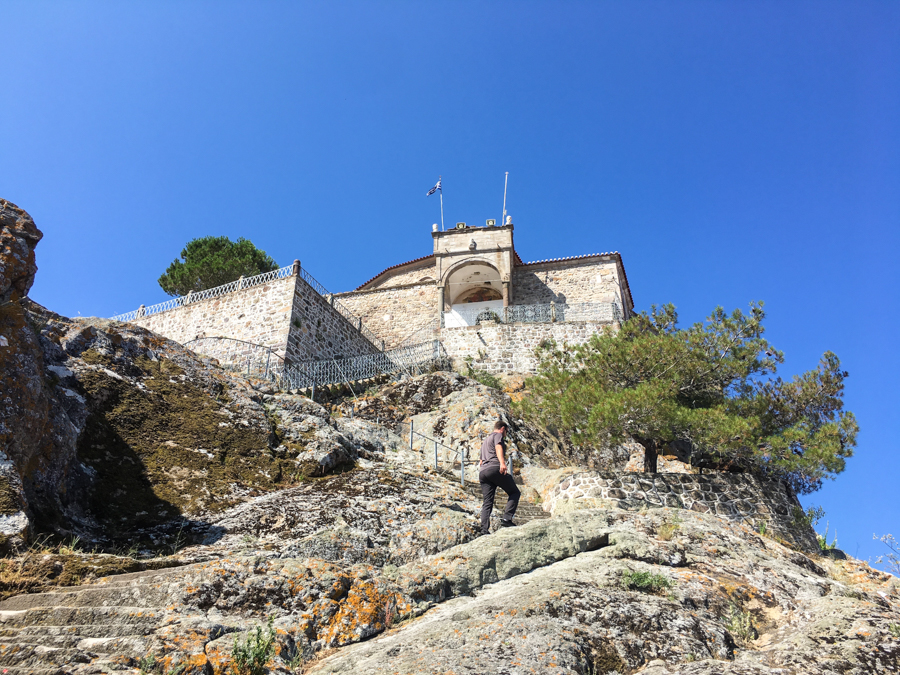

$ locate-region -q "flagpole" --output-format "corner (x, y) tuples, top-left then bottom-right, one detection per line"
(439, 175), (444, 231)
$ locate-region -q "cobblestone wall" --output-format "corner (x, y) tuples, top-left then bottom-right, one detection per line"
(541, 470), (818, 552)
(440, 320), (616, 375)
(129, 276), (296, 356)
(514, 258), (624, 308)
(286, 277), (382, 362)
(336, 283), (439, 349)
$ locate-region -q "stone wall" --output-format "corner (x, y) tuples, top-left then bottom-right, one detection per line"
(440, 320), (617, 375)
(513, 257), (625, 308)
(363, 259), (437, 290)
(130, 276), (296, 356)
(335, 283), (439, 349)
(129, 274), (380, 362)
(286, 277), (382, 361)
(540, 470), (818, 552)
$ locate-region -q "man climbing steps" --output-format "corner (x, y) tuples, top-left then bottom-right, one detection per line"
(478, 420), (520, 534)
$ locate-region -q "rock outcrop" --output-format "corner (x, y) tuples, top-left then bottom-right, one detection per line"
(0, 199), (895, 675)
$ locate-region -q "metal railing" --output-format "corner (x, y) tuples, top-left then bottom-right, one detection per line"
(186, 336), (450, 392)
(298, 267), (384, 349)
(278, 340), (449, 391)
(395, 318), (441, 349)
(409, 419), (467, 485)
(111, 265), (296, 323)
(442, 300), (622, 327)
(111, 262), (384, 352)
(184, 336), (285, 380)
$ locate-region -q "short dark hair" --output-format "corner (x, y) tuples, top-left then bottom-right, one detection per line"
(494, 420), (506, 430)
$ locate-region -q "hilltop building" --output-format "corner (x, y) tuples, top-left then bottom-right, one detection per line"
(120, 216), (633, 376)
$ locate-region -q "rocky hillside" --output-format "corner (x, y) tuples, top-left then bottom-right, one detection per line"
(0, 199), (897, 675)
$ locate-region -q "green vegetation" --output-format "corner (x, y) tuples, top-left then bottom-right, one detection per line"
(889, 623), (900, 638)
(793, 505), (825, 530)
(726, 603), (758, 643)
(462, 356), (503, 390)
(230, 617), (277, 675)
(139, 653), (184, 675)
(516, 302), (858, 494)
(817, 523), (838, 551)
(158, 236), (278, 297)
(620, 569), (673, 594)
(657, 515), (682, 541)
(757, 521), (768, 537)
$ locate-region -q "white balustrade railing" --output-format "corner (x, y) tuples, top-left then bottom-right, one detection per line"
(441, 301), (622, 327)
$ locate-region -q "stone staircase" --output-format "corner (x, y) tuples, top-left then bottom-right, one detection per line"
(0, 565), (204, 675)
(461, 480), (551, 529)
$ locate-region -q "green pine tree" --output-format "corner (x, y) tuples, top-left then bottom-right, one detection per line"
(516, 302), (857, 494)
(158, 236), (279, 297)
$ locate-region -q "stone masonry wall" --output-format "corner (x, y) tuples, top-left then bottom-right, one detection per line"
(129, 276), (296, 356)
(286, 277), (381, 362)
(336, 283), (439, 349)
(543, 470), (818, 553)
(513, 258), (623, 308)
(364, 260), (437, 290)
(440, 320), (616, 375)
(129, 274), (380, 363)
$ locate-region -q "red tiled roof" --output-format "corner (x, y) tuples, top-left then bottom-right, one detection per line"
(354, 254), (435, 291)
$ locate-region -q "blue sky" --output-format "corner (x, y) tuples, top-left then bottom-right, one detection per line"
(2, 1), (898, 563)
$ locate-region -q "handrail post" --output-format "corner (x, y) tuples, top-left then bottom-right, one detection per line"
(409, 420), (414, 452)
(292, 259), (301, 276)
(460, 448), (465, 486)
(434, 439), (438, 471)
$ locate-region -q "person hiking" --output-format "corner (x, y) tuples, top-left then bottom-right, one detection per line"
(478, 420), (520, 534)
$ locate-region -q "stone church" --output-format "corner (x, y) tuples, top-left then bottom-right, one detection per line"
(121, 216), (633, 376)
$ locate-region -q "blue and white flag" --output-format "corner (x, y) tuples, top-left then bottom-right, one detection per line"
(426, 178), (442, 196)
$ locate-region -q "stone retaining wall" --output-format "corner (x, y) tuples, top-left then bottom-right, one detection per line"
(129, 274), (380, 362)
(336, 283), (439, 350)
(440, 320), (617, 375)
(286, 277), (381, 362)
(542, 470), (818, 552)
(129, 275), (296, 355)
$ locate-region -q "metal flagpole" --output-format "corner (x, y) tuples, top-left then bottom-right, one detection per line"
(439, 175), (444, 231)
(501, 172), (508, 226)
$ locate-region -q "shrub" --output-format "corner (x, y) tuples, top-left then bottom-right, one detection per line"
(620, 570), (672, 594)
(230, 617), (276, 675)
(726, 603), (757, 643)
(657, 515), (682, 541)
(817, 522), (838, 551)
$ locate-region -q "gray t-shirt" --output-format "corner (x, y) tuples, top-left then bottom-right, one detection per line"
(480, 431), (506, 470)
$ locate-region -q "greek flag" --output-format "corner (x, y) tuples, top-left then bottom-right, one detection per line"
(426, 178), (442, 196)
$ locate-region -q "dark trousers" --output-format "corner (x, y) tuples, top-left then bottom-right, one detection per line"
(479, 466), (520, 534)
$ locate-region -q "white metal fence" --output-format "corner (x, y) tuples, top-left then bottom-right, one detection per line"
(441, 301), (622, 327)
(185, 336), (448, 391)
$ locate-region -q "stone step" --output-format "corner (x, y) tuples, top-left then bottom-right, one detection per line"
(1, 621), (155, 645)
(0, 606), (163, 630)
(0, 582), (175, 612)
(0, 633), (149, 663)
(0, 642), (94, 669)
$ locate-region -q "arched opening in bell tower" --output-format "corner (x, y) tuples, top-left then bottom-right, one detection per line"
(443, 261), (504, 327)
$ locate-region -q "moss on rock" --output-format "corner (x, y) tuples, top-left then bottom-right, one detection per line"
(74, 352), (300, 540)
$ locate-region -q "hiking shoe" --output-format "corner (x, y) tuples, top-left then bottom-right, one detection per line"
(499, 519), (517, 528)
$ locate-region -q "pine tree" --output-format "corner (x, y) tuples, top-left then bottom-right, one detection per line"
(158, 236), (278, 297)
(517, 302), (858, 494)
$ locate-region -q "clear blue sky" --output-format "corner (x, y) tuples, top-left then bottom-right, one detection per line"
(2, 2), (898, 564)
